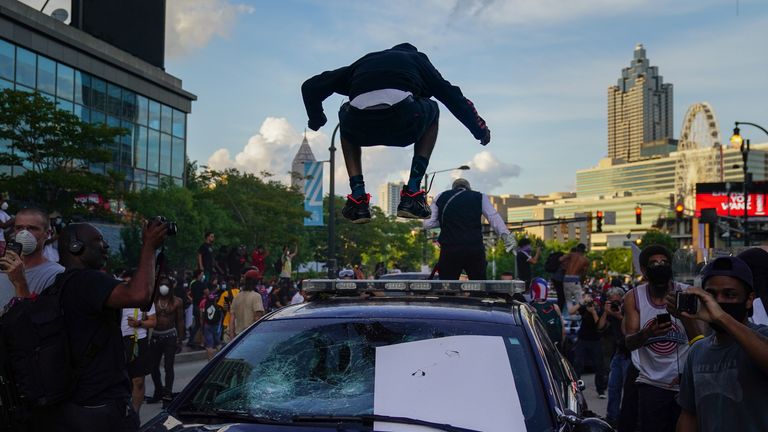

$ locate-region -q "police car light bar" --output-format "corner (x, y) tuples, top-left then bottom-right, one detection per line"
(302, 279), (526, 295)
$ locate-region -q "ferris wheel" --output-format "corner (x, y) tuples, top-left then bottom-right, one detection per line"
(675, 102), (723, 211)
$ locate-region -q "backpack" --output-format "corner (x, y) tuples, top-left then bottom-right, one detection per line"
(0, 270), (87, 410)
(203, 296), (223, 325)
(544, 251), (564, 273)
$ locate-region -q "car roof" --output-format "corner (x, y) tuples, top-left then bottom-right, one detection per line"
(264, 296), (526, 326)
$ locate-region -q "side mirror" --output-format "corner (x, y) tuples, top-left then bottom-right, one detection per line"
(577, 380), (586, 391)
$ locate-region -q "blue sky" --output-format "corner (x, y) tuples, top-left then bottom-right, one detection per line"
(24, 0), (768, 202)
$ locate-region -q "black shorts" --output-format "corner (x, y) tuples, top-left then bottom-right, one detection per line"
(124, 336), (151, 378)
(338, 96), (439, 147)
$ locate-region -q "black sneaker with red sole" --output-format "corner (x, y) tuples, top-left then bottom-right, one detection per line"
(342, 194), (372, 224)
(397, 187), (431, 219)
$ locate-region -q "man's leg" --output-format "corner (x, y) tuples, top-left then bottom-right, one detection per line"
(606, 353), (627, 423)
(637, 384), (680, 432)
(149, 336), (163, 400)
(340, 137), (372, 223)
(618, 363), (639, 432)
(436, 246), (462, 280)
(163, 336), (177, 397)
(464, 245), (488, 280)
(130, 376), (144, 414)
(406, 121), (438, 192)
(589, 341), (606, 396)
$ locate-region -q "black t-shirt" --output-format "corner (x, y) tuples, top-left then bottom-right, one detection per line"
(606, 315), (628, 355)
(577, 305), (602, 341)
(190, 279), (205, 307)
(60, 269), (128, 405)
(516, 249), (532, 283)
(198, 243), (214, 271)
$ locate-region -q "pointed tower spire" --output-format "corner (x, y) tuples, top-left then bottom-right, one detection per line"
(291, 132), (317, 190)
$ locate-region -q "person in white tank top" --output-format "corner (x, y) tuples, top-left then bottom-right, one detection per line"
(622, 245), (704, 432)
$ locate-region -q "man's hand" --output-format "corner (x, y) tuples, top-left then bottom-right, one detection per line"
(127, 316), (141, 328)
(142, 219), (168, 250)
(679, 286), (725, 324)
(308, 113), (327, 131)
(502, 233), (516, 252)
(480, 127), (491, 146)
(647, 318), (672, 337)
(0, 251), (25, 285)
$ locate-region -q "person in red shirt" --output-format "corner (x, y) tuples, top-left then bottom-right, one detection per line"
(250, 245), (269, 275)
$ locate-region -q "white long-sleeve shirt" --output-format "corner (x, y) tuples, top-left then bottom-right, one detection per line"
(423, 191), (510, 237)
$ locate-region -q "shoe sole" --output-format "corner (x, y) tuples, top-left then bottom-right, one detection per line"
(397, 210), (430, 219)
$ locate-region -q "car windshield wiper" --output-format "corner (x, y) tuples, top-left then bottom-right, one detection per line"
(291, 414), (481, 432)
(176, 408), (286, 424)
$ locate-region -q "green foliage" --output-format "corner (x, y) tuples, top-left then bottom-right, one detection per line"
(601, 248), (633, 275)
(0, 89), (127, 217)
(640, 230), (677, 252)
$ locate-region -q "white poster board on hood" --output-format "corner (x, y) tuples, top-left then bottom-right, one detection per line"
(373, 335), (525, 432)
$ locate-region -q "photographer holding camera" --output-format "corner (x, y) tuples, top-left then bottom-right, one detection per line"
(569, 291), (609, 398)
(0, 208), (64, 314)
(671, 256), (768, 432)
(51, 220), (168, 431)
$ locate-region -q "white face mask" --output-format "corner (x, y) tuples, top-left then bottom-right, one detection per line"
(1, 202), (7, 211)
(159, 285), (170, 296)
(15, 229), (38, 255)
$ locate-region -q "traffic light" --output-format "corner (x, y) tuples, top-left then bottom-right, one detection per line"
(596, 210), (603, 232)
(675, 203), (685, 220)
(635, 206), (642, 225)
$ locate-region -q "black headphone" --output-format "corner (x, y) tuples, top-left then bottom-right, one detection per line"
(67, 225), (85, 255)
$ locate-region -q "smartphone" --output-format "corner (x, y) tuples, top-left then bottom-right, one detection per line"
(4, 240), (22, 257)
(656, 313), (671, 325)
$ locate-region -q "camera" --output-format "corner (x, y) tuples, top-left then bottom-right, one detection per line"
(610, 301), (621, 312)
(676, 292), (698, 315)
(4, 240), (22, 257)
(151, 216), (178, 236)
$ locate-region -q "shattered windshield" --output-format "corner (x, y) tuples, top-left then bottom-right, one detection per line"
(181, 317), (552, 431)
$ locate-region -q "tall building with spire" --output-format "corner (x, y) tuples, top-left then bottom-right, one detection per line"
(607, 44), (676, 162)
(291, 132), (317, 191)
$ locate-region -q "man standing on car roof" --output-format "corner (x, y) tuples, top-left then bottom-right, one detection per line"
(302, 43), (490, 224)
(424, 178), (516, 280)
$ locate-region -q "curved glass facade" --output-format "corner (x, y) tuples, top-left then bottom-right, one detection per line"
(0, 37), (186, 190)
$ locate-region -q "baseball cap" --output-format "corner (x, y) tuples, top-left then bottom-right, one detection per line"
(639, 244), (672, 268)
(737, 247), (768, 296)
(701, 256), (754, 292)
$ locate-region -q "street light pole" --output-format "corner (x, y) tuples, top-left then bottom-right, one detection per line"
(730, 121), (768, 247)
(327, 123), (340, 278)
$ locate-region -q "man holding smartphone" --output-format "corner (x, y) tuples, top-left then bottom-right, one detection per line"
(622, 245), (702, 432)
(0, 208), (64, 314)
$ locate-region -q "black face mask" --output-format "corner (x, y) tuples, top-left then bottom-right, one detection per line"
(710, 302), (750, 333)
(646, 264), (673, 285)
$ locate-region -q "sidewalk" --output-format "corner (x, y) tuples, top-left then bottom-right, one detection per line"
(175, 345), (208, 364)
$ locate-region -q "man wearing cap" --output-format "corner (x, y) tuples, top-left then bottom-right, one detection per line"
(622, 244), (702, 432)
(423, 178), (516, 280)
(674, 256), (768, 432)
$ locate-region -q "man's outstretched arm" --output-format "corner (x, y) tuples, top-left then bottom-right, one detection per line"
(301, 66), (352, 130)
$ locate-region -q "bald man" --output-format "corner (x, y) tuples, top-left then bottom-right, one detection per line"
(51, 221), (167, 431)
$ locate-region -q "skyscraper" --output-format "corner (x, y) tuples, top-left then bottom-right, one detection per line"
(378, 182), (404, 217)
(608, 44), (675, 162)
(291, 132), (316, 191)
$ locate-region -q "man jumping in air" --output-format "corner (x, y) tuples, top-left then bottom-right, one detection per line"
(302, 43), (491, 224)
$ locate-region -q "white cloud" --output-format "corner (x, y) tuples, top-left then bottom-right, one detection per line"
(206, 117), (325, 182)
(448, 151), (521, 194)
(165, 0), (253, 58)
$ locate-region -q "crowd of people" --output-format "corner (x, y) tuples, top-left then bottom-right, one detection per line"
(518, 242), (768, 431)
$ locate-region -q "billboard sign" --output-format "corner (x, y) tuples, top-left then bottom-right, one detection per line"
(695, 182), (768, 218)
(303, 161), (324, 226)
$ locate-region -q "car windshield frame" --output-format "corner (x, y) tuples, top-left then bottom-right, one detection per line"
(176, 316), (554, 431)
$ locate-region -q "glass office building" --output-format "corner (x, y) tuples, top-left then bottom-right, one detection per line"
(0, 2), (195, 191)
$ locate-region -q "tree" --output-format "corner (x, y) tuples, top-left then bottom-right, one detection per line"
(601, 248), (633, 275)
(0, 89), (127, 217)
(640, 230), (677, 252)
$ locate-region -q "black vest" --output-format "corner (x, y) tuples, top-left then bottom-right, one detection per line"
(436, 188), (483, 246)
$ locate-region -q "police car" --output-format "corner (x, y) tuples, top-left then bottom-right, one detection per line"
(141, 280), (612, 432)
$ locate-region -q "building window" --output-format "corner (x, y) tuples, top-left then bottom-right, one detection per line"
(172, 137), (185, 178)
(0, 79), (12, 91)
(147, 129), (160, 172)
(136, 95), (149, 126)
(121, 120), (134, 167)
(56, 98), (74, 113)
(15, 48), (36, 89)
(56, 63), (74, 101)
(148, 100), (161, 130)
(160, 104), (173, 134)
(0, 39), (14, 81)
(74, 104), (90, 122)
(106, 83), (122, 117)
(160, 133), (172, 175)
(37, 56), (56, 95)
(172, 109), (185, 138)
(91, 110), (105, 125)
(135, 125), (148, 170)
(122, 89), (137, 122)
(73, 70), (90, 105)
(90, 77), (106, 112)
